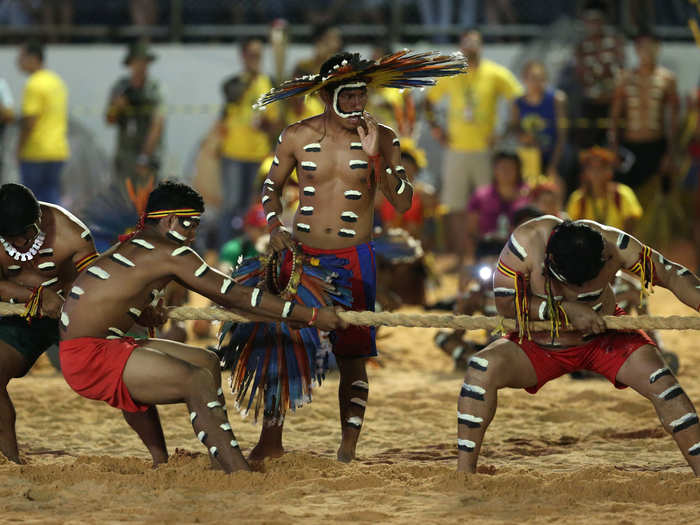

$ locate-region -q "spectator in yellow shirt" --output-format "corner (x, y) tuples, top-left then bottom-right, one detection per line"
(425, 29), (523, 260)
(16, 40), (69, 205)
(566, 147), (643, 232)
(218, 38), (280, 245)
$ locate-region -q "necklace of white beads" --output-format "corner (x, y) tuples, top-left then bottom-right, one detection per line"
(0, 230), (46, 261)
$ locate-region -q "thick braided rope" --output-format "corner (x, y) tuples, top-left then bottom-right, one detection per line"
(1, 301), (699, 331)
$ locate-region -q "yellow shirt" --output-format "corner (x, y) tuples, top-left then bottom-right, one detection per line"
(20, 69), (69, 161)
(427, 58), (523, 152)
(565, 184), (643, 230)
(221, 74), (279, 162)
(283, 95), (324, 126)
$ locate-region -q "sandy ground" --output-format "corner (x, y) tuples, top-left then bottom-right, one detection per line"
(2, 262), (700, 524)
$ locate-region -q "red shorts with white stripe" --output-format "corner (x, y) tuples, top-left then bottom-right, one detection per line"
(506, 307), (655, 394)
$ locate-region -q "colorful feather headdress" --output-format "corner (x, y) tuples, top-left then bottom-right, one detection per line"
(253, 50), (467, 110)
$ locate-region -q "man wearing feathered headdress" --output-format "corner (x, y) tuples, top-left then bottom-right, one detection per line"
(220, 50), (467, 464)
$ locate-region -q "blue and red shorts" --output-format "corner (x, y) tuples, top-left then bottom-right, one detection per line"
(507, 306), (655, 394)
(289, 242), (377, 359)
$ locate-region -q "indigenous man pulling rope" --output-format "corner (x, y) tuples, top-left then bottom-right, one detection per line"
(0, 183), (98, 463)
(457, 216), (700, 475)
(58, 181), (345, 473)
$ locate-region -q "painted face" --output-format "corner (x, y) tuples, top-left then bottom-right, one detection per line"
(333, 84), (368, 124)
(174, 216), (201, 245)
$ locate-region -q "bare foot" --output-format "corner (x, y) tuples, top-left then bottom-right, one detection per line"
(336, 447), (355, 463)
(150, 451), (168, 469)
(247, 442), (284, 463)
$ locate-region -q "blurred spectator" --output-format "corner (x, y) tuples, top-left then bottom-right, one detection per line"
(610, 30), (678, 209)
(573, 1), (624, 148)
(510, 60), (567, 183)
(463, 149), (530, 262)
(565, 146), (642, 231)
(105, 41), (165, 213)
(425, 29), (522, 259)
(218, 37), (280, 245)
(293, 24), (342, 76)
(16, 40), (68, 204)
(219, 203), (268, 271)
(529, 180), (567, 218)
(0, 78), (14, 179)
(130, 0), (158, 26)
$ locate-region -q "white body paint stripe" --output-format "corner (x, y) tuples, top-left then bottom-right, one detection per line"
(304, 143), (321, 151)
(171, 246), (193, 256)
(209, 446), (218, 456)
(303, 186), (315, 194)
(109, 327), (125, 336)
(671, 413), (698, 428)
(347, 416), (363, 426)
(538, 301), (547, 321)
(230, 440), (239, 448)
(282, 301), (293, 318)
(273, 156), (279, 164)
(458, 439), (476, 448)
(112, 253), (135, 267)
(350, 397), (367, 407)
(38, 262), (55, 269)
(168, 230), (187, 241)
(39, 248), (53, 255)
(577, 288), (604, 299)
(42, 277), (59, 287)
(129, 307), (142, 317)
(8, 265), (20, 270)
(650, 367), (670, 383)
(81, 230), (91, 238)
(395, 165), (405, 172)
(458, 412), (484, 424)
(87, 267), (110, 279)
(194, 263), (208, 277)
(658, 384), (683, 399)
(397, 180), (406, 194)
(341, 211), (358, 220)
(60, 312), (70, 327)
(207, 401), (222, 408)
(344, 190), (362, 198)
(217, 387), (223, 396)
(221, 278), (233, 294)
(266, 211), (277, 222)
(132, 239), (154, 249)
(462, 383), (486, 395)
(301, 161), (317, 169)
(352, 380), (369, 390)
(339, 228), (356, 236)
(350, 142), (362, 148)
(197, 431), (206, 442)
(689, 443), (700, 454)
(71, 286), (84, 296)
(297, 223), (311, 230)
(349, 160), (368, 167)
(262, 195), (270, 204)
(251, 288), (261, 308)
(468, 356), (489, 369)
(509, 234), (527, 259)
(190, 411), (197, 422)
(616, 232), (625, 247)
(220, 423), (231, 431)
(264, 178), (275, 186)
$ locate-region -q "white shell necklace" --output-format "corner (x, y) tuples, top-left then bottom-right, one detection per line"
(0, 230), (46, 262)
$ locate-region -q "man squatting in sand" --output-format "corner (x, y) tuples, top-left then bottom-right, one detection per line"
(0, 183), (100, 463)
(457, 217), (700, 475)
(255, 52), (414, 462)
(58, 181), (345, 473)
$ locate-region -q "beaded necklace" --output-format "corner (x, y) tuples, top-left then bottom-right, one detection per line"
(0, 230), (46, 262)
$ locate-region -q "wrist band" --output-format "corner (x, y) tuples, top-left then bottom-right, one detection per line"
(308, 307), (319, 326)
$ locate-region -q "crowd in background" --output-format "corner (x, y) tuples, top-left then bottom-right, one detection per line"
(0, 0), (699, 283)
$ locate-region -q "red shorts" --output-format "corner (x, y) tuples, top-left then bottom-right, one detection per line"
(60, 337), (149, 413)
(507, 307), (655, 394)
(283, 242), (377, 358)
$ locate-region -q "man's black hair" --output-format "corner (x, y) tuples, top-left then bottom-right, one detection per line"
(0, 183), (40, 237)
(144, 180), (204, 224)
(545, 221), (606, 286)
(23, 39), (44, 62)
